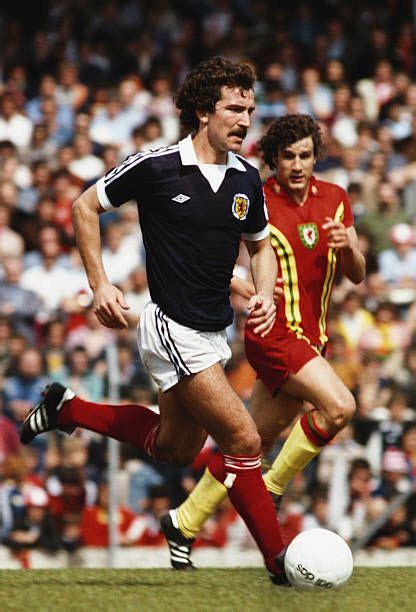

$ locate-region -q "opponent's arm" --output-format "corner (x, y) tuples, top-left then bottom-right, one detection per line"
(230, 275), (255, 299)
(230, 274), (283, 301)
(244, 236), (277, 337)
(322, 218), (366, 284)
(73, 184), (130, 328)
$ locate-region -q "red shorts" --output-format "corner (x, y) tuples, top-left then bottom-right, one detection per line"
(245, 326), (321, 396)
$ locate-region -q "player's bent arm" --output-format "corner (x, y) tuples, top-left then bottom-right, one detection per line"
(244, 237), (277, 337)
(340, 226), (366, 285)
(244, 236), (277, 302)
(73, 184), (130, 329)
(72, 184), (109, 291)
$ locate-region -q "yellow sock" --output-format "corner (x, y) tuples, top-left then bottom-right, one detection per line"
(176, 467), (227, 539)
(263, 419), (321, 496)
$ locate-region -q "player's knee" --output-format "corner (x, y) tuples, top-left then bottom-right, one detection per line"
(328, 391), (356, 430)
(228, 427), (262, 456)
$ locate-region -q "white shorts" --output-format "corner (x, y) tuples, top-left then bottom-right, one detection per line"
(138, 302), (232, 392)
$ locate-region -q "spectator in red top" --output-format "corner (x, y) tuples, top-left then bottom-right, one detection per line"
(80, 481), (137, 547)
(131, 485), (172, 546)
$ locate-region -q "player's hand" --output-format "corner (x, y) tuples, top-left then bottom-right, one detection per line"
(274, 276), (284, 302)
(93, 282), (130, 329)
(246, 292), (276, 337)
(322, 217), (351, 250)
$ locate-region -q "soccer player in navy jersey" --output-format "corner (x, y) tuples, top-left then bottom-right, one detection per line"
(160, 114), (365, 570)
(20, 57), (288, 583)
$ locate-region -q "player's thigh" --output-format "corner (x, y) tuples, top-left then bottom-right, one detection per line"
(250, 379), (303, 452)
(171, 362), (260, 455)
(157, 390), (208, 463)
(281, 355), (355, 419)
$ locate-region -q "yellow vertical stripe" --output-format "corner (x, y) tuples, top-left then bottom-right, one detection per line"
(269, 223), (303, 336)
(319, 202), (345, 344)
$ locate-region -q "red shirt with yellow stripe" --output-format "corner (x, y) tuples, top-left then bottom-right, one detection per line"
(264, 175), (353, 348)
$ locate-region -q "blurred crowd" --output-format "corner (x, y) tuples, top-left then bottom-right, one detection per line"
(1, 0), (416, 567)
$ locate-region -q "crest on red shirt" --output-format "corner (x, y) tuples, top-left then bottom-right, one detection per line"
(298, 223), (319, 249)
(232, 193), (250, 220)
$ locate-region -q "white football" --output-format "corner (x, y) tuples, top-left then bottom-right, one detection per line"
(284, 528), (353, 590)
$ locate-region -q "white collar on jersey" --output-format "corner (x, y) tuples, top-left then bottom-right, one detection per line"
(178, 134), (246, 172)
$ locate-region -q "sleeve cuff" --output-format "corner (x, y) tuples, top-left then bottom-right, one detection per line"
(96, 177), (114, 211)
(242, 225), (269, 242)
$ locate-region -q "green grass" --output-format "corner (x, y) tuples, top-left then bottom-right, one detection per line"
(0, 568), (415, 611)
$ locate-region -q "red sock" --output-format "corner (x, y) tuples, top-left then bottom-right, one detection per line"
(208, 452), (285, 574)
(58, 397), (160, 456)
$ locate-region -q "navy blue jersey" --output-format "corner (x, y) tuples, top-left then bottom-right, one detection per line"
(96, 136), (268, 331)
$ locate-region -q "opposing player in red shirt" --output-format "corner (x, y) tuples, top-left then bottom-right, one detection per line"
(161, 114), (366, 569)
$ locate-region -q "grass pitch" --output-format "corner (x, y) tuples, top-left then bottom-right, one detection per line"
(0, 567), (415, 611)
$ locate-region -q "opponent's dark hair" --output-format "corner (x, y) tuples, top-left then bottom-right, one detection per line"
(259, 114), (323, 170)
(175, 56), (256, 134)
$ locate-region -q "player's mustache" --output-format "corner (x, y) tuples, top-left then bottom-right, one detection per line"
(229, 129), (247, 138)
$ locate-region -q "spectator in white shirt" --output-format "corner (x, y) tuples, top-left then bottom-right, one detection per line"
(0, 95), (33, 150)
(68, 134), (105, 182)
(379, 223), (416, 288)
(0, 203), (24, 266)
(20, 225), (86, 316)
(124, 266), (151, 327)
(101, 222), (141, 286)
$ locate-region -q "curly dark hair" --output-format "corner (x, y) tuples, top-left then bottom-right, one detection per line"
(175, 56), (256, 134)
(259, 114), (323, 170)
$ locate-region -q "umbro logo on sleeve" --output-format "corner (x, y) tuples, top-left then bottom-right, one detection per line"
(172, 194), (190, 203)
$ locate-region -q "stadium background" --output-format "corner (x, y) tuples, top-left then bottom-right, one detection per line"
(0, 0), (416, 569)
